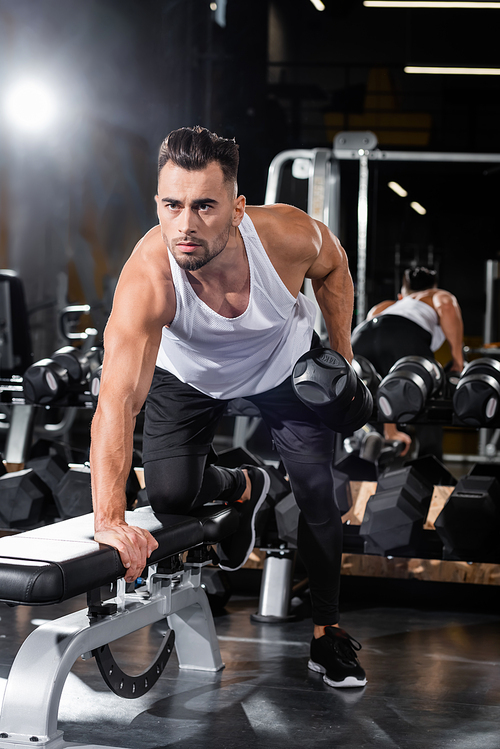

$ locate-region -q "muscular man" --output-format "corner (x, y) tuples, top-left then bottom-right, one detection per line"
(90, 126), (366, 689)
(351, 266), (464, 454)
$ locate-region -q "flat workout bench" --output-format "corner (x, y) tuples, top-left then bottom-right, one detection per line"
(0, 504), (238, 749)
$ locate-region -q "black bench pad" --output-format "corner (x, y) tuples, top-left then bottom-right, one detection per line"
(0, 505), (238, 606)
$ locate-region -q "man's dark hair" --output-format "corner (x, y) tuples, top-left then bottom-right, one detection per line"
(158, 126), (239, 187)
(402, 266), (438, 293)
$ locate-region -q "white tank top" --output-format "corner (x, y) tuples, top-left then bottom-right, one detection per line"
(155, 213), (317, 399)
(379, 296), (446, 352)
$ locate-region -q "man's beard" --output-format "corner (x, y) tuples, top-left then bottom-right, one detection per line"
(164, 223), (232, 271)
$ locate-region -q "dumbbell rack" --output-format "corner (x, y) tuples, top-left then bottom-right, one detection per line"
(339, 475), (500, 590)
(0, 378), (93, 469)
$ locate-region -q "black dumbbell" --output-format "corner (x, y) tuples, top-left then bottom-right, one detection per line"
(23, 346), (103, 405)
(292, 347), (373, 434)
(352, 355), (382, 397)
(376, 356), (444, 422)
(23, 358), (70, 404)
(434, 474), (500, 562)
(0, 468), (53, 528)
(359, 465), (434, 556)
(89, 364), (102, 408)
(453, 358), (500, 427)
(52, 346), (92, 384)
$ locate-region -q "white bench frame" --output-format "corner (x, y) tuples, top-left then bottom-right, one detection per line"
(0, 561), (223, 749)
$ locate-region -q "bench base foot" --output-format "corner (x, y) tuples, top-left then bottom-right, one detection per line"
(0, 741), (129, 749)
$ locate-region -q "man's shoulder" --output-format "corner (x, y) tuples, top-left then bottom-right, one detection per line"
(246, 203), (313, 228)
(131, 225), (165, 259)
(125, 226), (171, 276)
(118, 226), (172, 296)
(246, 204), (318, 253)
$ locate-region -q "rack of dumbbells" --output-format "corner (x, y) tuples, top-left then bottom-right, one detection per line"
(0, 343), (111, 529)
(250, 349), (500, 622)
(339, 353), (500, 588)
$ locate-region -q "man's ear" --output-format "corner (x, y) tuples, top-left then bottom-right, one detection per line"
(397, 293), (403, 300)
(232, 194), (246, 227)
(154, 194), (160, 219)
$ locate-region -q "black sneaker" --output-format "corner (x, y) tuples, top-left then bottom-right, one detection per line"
(308, 626), (367, 688)
(218, 465), (271, 572)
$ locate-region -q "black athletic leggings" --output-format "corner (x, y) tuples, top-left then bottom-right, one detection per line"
(351, 314), (434, 377)
(143, 369), (342, 625)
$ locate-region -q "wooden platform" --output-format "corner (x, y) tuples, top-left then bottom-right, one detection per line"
(341, 553), (500, 586)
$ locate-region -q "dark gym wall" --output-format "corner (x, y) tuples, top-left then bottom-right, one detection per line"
(0, 0), (498, 359)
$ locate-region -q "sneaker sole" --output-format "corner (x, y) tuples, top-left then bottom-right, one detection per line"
(308, 659), (367, 688)
(219, 467), (271, 572)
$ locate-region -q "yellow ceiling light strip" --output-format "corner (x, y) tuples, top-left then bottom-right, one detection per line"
(364, 2), (500, 7)
(405, 66), (500, 74)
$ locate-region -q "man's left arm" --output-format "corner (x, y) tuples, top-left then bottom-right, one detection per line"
(307, 220), (355, 363)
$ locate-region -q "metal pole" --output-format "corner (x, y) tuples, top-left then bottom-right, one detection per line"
(484, 259), (499, 344)
(357, 151), (369, 325)
(264, 149), (313, 205)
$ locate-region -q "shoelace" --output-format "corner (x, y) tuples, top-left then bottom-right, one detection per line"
(326, 628), (362, 663)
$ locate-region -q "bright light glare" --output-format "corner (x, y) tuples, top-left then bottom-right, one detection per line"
(4, 79), (58, 132)
(388, 181), (408, 197)
(210, 2), (217, 9)
(411, 201), (427, 215)
(310, 0), (326, 10)
(405, 66), (500, 75)
(364, 1), (500, 7)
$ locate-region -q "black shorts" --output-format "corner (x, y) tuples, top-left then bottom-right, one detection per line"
(142, 366), (336, 465)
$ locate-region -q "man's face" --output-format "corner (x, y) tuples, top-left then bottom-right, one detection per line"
(155, 161), (242, 271)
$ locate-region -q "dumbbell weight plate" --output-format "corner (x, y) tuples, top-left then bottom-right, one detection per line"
(453, 358), (500, 427)
(292, 348), (358, 411)
(90, 365), (102, 408)
(292, 348), (373, 434)
(453, 372), (500, 427)
(376, 369), (428, 422)
(388, 355), (443, 398)
(334, 376), (374, 434)
(352, 355), (382, 396)
(460, 357), (500, 378)
(52, 346), (90, 384)
(23, 359), (70, 405)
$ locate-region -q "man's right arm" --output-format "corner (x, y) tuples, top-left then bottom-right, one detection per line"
(433, 289), (464, 372)
(90, 238), (170, 581)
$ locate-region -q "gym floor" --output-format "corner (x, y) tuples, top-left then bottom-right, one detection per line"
(1, 575), (499, 749)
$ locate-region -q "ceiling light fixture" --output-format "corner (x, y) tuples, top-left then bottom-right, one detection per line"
(364, 1), (500, 7)
(411, 201), (427, 215)
(3, 79), (58, 132)
(405, 65), (500, 74)
(310, 0), (326, 10)
(388, 181), (408, 197)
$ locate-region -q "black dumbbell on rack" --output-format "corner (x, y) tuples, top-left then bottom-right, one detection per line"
(23, 346), (103, 406)
(292, 347), (373, 434)
(375, 356), (444, 423)
(452, 357), (500, 427)
(352, 354), (382, 397)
